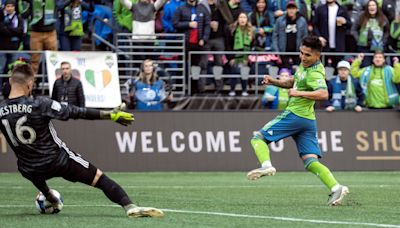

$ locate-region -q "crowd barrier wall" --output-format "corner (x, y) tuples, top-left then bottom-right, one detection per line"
(0, 111), (399, 172)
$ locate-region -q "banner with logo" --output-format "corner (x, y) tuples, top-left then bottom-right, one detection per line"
(0, 111), (399, 172)
(45, 51), (121, 108)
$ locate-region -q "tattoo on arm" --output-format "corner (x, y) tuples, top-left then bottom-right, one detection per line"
(271, 77), (294, 88)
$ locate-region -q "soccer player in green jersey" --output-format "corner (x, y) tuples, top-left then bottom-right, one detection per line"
(247, 36), (349, 206)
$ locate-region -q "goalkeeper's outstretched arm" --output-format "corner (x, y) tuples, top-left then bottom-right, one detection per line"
(73, 103), (134, 126)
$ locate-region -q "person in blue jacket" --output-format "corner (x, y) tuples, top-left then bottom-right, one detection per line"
(326, 60), (364, 112)
(127, 59), (172, 111)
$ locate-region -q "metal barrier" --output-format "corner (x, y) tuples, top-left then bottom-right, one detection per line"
(187, 51), (400, 96)
(115, 33), (186, 98)
(0, 50), (48, 95)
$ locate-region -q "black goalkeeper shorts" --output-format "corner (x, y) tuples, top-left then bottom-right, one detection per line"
(20, 150), (98, 186)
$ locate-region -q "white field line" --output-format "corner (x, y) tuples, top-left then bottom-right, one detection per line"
(0, 204), (399, 228)
(0, 184), (395, 189)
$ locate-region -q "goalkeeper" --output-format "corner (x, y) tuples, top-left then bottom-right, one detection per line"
(0, 64), (163, 218)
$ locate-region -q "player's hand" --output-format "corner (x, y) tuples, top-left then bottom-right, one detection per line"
(262, 75), (273, 85)
(288, 88), (301, 97)
(110, 103), (134, 126)
(326, 106), (335, 112)
(354, 105), (363, 112)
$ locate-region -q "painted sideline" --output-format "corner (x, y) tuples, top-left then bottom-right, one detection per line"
(0, 204), (399, 228)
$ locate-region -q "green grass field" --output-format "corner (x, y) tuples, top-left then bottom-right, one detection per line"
(0, 172), (400, 228)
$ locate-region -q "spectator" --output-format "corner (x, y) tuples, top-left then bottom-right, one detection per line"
(272, 1), (308, 68)
(225, 12), (254, 96)
(173, 0), (211, 94)
(218, 0), (242, 25)
(302, 0), (319, 23)
(351, 0), (389, 66)
(57, 0), (94, 51)
(113, 0), (137, 33)
(388, 13), (400, 53)
(0, 0), (24, 79)
(125, 59), (172, 111)
(201, 0), (227, 93)
(21, 0), (58, 74)
(241, 0), (256, 13)
(381, 0), (399, 23)
(261, 68), (291, 109)
(326, 60), (364, 112)
(270, 0), (307, 22)
(350, 51), (400, 109)
(313, 0), (352, 67)
(119, 0), (166, 39)
(162, 0), (184, 33)
(51, 61), (85, 107)
(249, 0), (274, 51)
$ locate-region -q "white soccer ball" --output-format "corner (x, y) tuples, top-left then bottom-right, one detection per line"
(35, 189), (63, 214)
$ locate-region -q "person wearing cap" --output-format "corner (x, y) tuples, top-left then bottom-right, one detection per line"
(350, 51), (400, 109)
(261, 68), (292, 109)
(271, 0), (308, 68)
(270, 0), (307, 22)
(326, 60), (364, 112)
(0, 0), (24, 93)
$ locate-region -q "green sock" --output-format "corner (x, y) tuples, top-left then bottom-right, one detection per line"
(251, 138), (270, 165)
(306, 161), (338, 190)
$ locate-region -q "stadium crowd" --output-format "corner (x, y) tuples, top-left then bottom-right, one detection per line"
(0, 0), (399, 110)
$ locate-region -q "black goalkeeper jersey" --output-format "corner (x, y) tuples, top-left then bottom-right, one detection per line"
(0, 96), (87, 174)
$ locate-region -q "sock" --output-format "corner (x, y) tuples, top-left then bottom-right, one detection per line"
(94, 174), (133, 207)
(304, 157), (338, 190)
(251, 137), (271, 166)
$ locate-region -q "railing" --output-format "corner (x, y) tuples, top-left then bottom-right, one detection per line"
(115, 33), (186, 98)
(187, 51), (400, 96)
(0, 50), (48, 95)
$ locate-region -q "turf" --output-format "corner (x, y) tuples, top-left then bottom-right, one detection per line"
(0, 172), (399, 228)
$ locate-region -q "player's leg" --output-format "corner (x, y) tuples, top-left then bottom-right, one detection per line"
(247, 133), (276, 180)
(19, 171), (63, 211)
(91, 169), (163, 218)
(60, 153), (163, 217)
(247, 111), (299, 180)
(294, 118), (349, 206)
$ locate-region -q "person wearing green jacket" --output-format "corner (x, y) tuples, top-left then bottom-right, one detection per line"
(113, 0), (137, 32)
(350, 51), (400, 109)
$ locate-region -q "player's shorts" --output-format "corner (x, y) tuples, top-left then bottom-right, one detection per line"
(56, 150), (98, 185)
(20, 149), (98, 186)
(259, 110), (321, 157)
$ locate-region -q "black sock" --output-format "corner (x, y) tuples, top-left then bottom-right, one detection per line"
(94, 174), (133, 207)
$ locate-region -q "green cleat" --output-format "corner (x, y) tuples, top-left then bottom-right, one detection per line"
(327, 185), (349, 206)
(247, 166), (276, 180)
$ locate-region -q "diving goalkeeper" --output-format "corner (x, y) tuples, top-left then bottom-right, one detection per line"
(0, 63), (163, 218)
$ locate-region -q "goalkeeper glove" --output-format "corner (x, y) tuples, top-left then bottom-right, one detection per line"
(110, 103), (134, 126)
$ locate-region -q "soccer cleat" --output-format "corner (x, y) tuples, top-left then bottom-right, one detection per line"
(327, 185), (349, 206)
(247, 166), (276, 180)
(126, 206), (164, 218)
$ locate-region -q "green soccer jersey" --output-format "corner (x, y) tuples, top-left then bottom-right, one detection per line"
(286, 61), (327, 120)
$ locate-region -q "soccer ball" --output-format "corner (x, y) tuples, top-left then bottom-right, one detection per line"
(35, 189), (64, 214)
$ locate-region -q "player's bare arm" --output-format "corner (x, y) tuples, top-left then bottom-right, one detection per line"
(288, 88), (328, 100)
(262, 75), (294, 88)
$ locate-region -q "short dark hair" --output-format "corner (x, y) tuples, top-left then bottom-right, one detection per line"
(301, 36), (322, 53)
(10, 63), (34, 85)
(373, 50), (385, 57)
(60, 61), (71, 66)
